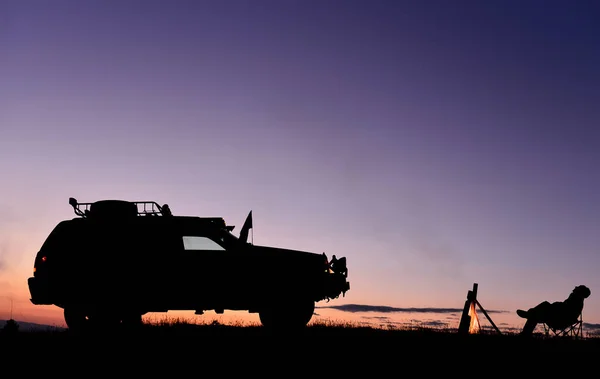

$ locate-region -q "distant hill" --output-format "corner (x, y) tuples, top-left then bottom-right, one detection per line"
(0, 319), (66, 332)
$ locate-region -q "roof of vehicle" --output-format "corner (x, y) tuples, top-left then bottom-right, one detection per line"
(67, 197), (235, 232)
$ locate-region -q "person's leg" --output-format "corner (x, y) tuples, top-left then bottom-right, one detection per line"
(518, 301), (552, 335)
(521, 319), (538, 335)
(525, 301), (552, 320)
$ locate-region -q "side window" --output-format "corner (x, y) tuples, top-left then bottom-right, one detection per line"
(182, 236), (224, 251)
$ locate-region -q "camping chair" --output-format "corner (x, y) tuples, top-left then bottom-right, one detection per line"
(543, 313), (583, 339)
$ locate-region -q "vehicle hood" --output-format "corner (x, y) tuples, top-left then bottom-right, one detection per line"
(250, 245), (321, 260)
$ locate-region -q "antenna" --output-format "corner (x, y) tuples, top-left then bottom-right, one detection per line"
(10, 298), (13, 320)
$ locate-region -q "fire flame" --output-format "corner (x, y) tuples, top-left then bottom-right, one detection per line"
(468, 302), (480, 334)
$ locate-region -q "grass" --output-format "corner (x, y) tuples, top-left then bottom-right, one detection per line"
(2, 314), (597, 341)
(4, 313), (597, 339)
(1, 316), (598, 375)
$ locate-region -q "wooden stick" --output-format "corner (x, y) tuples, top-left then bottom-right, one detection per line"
(475, 299), (502, 335)
(458, 283), (479, 334)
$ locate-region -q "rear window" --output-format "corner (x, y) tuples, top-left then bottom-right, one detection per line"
(41, 220), (87, 253)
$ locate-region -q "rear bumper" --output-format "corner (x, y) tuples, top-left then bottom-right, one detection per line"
(28, 277), (54, 305)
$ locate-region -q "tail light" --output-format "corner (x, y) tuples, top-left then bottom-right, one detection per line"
(33, 255), (48, 274)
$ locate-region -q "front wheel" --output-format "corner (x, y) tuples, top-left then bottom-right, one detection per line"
(259, 299), (315, 331)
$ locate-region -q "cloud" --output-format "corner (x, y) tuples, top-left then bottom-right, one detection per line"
(355, 314), (457, 330)
(317, 303), (508, 314)
(583, 323), (600, 335)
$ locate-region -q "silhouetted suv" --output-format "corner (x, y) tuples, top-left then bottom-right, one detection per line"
(27, 198), (350, 331)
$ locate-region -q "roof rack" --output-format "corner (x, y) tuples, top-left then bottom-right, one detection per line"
(69, 197), (172, 219)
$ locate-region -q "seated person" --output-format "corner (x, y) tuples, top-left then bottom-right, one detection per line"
(516, 285), (591, 336)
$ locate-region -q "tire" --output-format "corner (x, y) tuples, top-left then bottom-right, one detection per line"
(259, 299), (315, 330)
(93, 308), (145, 331)
(64, 306), (91, 333)
(66, 305), (143, 333)
(90, 311), (121, 330)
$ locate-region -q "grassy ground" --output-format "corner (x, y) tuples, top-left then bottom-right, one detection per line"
(1, 318), (598, 374)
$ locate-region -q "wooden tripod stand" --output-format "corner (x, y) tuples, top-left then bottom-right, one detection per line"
(458, 282), (502, 335)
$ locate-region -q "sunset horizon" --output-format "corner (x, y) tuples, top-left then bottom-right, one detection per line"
(2, 0), (599, 336)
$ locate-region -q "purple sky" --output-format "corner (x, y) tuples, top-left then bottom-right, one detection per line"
(1, 0), (599, 331)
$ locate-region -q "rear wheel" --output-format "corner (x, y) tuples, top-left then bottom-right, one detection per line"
(64, 306), (91, 333)
(91, 310), (121, 330)
(65, 306), (144, 332)
(91, 308), (144, 331)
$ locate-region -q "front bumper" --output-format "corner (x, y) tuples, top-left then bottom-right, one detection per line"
(321, 273), (350, 301)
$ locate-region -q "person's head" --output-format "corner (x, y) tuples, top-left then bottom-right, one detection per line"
(573, 285), (591, 299)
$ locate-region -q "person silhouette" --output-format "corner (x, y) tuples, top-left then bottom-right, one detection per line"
(516, 285), (591, 336)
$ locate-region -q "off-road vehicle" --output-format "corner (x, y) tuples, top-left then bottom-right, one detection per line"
(27, 198), (350, 331)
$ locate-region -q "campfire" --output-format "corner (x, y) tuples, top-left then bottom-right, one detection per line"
(469, 301), (480, 334)
(458, 283), (501, 335)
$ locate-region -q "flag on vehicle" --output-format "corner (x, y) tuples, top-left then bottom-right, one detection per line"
(239, 210), (253, 244)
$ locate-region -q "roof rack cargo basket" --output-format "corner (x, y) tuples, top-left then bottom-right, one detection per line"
(69, 197), (172, 219)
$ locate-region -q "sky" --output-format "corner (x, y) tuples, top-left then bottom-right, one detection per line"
(1, 0), (599, 334)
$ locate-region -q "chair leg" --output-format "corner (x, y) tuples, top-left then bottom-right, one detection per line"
(543, 319), (583, 339)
